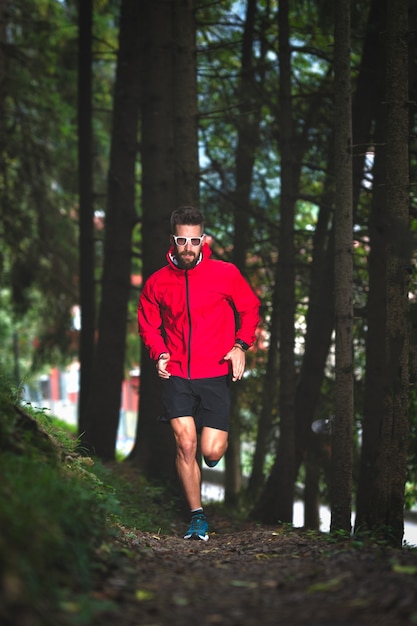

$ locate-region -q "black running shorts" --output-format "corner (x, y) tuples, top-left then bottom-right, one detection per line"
(161, 375), (231, 432)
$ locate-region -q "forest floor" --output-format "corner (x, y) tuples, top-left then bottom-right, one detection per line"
(81, 468), (417, 626)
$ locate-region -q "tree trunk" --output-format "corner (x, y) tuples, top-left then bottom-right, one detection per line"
(271, 0), (296, 523)
(131, 0), (176, 480)
(296, 0), (386, 528)
(286, 0), (389, 529)
(294, 141), (334, 471)
(173, 0), (199, 204)
(355, 106), (387, 534)
(0, 0), (6, 238)
(351, 0), (386, 212)
(82, 0), (140, 460)
(294, 209), (335, 528)
(330, 0), (353, 534)
(355, 0), (409, 548)
(224, 386), (243, 503)
(226, 0), (263, 506)
(383, 0), (409, 546)
(250, 0), (296, 523)
(77, 0), (95, 437)
(132, 0), (199, 486)
(0, 0), (6, 168)
(247, 308), (279, 499)
(304, 445), (321, 530)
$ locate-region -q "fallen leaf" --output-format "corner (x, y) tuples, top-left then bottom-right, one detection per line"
(135, 589), (155, 601)
(307, 577), (343, 593)
(172, 593), (189, 606)
(392, 564), (417, 575)
(230, 580), (258, 589)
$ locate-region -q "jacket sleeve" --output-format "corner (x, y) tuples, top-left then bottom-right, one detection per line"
(229, 266), (261, 347)
(137, 278), (169, 361)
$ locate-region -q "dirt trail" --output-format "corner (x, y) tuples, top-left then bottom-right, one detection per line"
(88, 515), (417, 626)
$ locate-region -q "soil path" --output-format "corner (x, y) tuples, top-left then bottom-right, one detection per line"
(90, 513), (417, 626)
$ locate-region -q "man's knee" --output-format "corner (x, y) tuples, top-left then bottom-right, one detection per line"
(176, 436), (197, 462)
(171, 417), (197, 461)
(201, 439), (228, 463)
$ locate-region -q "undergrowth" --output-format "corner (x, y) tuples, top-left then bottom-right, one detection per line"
(0, 375), (178, 626)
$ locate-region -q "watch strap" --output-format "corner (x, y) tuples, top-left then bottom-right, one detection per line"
(234, 339), (250, 352)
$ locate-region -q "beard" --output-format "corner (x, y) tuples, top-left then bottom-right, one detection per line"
(176, 250), (200, 269)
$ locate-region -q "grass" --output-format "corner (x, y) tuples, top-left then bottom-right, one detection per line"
(0, 375), (179, 626)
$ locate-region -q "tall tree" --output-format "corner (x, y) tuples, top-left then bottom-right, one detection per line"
(270, 0), (297, 523)
(296, 160), (335, 529)
(132, 0), (199, 485)
(330, 0), (353, 534)
(355, 0), (410, 547)
(250, 0), (297, 523)
(351, 0), (386, 212)
(77, 0), (95, 437)
(0, 1), (79, 371)
(226, 0), (264, 504)
(172, 0), (200, 204)
(294, 0), (383, 529)
(379, 0), (410, 547)
(0, 0), (5, 175)
(83, 0), (141, 459)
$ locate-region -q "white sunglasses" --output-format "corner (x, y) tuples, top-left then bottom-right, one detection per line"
(172, 235), (205, 246)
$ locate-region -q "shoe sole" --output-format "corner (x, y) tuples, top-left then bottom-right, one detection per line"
(184, 532), (209, 541)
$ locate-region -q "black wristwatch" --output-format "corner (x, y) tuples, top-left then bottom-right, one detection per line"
(234, 339), (250, 352)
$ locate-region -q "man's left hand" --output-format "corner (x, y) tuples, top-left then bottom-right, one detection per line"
(223, 346), (246, 382)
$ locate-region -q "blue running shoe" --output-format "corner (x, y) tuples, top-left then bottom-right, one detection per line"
(184, 513), (209, 541)
(204, 456), (220, 468)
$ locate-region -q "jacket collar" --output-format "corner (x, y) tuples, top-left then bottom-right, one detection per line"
(166, 242), (212, 270)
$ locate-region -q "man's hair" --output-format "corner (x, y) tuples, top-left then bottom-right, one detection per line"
(170, 206), (204, 233)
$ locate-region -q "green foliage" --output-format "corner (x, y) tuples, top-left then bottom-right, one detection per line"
(1, 0), (80, 374)
(405, 482), (417, 511)
(407, 381), (417, 508)
(0, 373), (177, 625)
(89, 461), (181, 534)
(0, 394), (115, 624)
(0, 0), (118, 376)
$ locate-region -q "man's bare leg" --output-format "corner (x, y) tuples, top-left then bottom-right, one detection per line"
(201, 426), (228, 467)
(170, 416), (202, 510)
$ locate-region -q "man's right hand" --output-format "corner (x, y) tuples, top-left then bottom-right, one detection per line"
(156, 353), (171, 379)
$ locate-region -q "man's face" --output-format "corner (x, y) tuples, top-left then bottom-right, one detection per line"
(171, 224), (205, 269)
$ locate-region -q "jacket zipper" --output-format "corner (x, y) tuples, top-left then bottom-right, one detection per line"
(185, 270), (192, 379)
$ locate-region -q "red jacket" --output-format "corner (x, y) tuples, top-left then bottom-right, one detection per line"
(138, 243), (260, 379)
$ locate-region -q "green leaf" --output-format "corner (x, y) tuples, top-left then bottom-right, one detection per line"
(392, 564), (417, 575)
(230, 580), (258, 589)
(307, 577), (343, 593)
(135, 589), (155, 601)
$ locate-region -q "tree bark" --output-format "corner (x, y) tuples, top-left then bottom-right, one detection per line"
(132, 0), (199, 487)
(355, 0), (409, 547)
(271, 0), (297, 523)
(173, 0), (199, 204)
(77, 0), (95, 437)
(383, 0), (409, 546)
(351, 0), (386, 213)
(295, 0), (386, 529)
(250, 0), (297, 523)
(131, 0), (176, 480)
(226, 0), (263, 505)
(330, 0), (354, 534)
(355, 106), (387, 535)
(82, 0), (140, 460)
